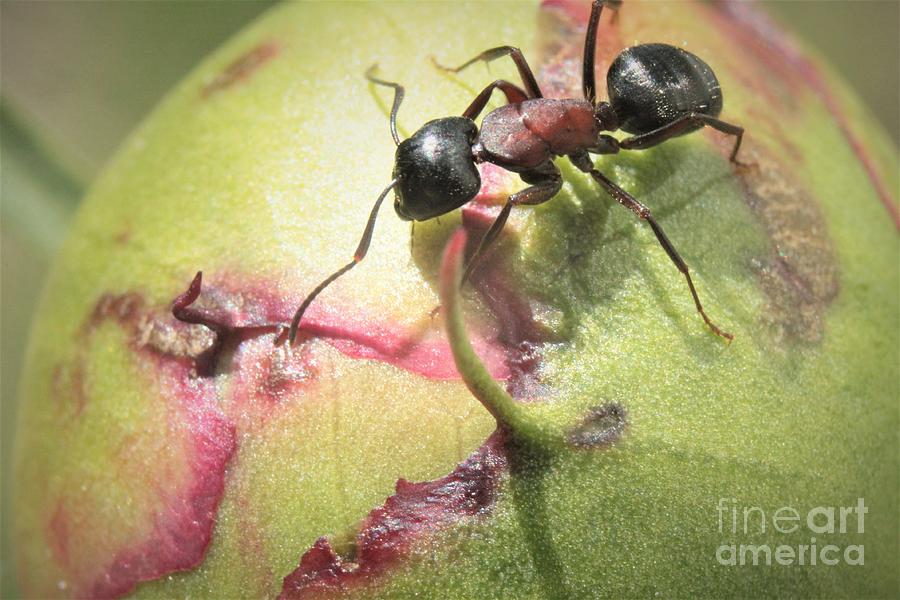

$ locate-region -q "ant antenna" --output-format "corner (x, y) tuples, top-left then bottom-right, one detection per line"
(287, 178), (399, 345)
(582, 0), (620, 105)
(285, 66), (409, 345)
(365, 65), (405, 146)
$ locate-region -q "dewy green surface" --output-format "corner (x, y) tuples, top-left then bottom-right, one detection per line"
(13, 1), (898, 598)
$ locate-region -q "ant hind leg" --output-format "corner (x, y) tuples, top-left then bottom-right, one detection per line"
(619, 112), (746, 164)
(582, 1), (621, 104)
(583, 165), (733, 340)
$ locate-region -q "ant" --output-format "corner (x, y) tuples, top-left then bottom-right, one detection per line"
(284, 0), (743, 346)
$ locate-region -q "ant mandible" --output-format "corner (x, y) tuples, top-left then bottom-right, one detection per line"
(284, 0), (743, 346)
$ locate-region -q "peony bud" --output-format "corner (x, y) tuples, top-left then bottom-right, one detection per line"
(14, 1), (897, 597)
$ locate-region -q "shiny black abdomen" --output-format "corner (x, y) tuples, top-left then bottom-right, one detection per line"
(607, 43), (723, 135)
(392, 117), (481, 221)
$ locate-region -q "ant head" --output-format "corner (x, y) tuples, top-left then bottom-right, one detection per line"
(392, 117), (481, 221)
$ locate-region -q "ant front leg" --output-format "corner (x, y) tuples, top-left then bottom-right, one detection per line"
(461, 162), (562, 287)
(433, 46), (543, 100)
(619, 113), (745, 164)
(573, 156), (733, 340)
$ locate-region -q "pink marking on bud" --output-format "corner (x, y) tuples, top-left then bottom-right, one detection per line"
(89, 358), (235, 599)
(172, 272), (513, 382)
(202, 41), (280, 98)
(279, 429), (509, 599)
(44, 292), (236, 599)
(47, 501), (70, 567)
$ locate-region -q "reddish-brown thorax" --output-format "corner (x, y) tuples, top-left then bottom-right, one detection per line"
(475, 98), (599, 170)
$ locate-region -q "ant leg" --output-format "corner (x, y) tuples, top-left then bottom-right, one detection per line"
(461, 163), (562, 286)
(462, 80), (529, 120)
(365, 65), (406, 146)
(433, 46), (543, 99)
(619, 113), (745, 163)
(582, 0), (620, 105)
(586, 167), (733, 340)
(286, 179), (399, 345)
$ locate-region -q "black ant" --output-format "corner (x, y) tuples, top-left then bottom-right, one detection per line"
(284, 0), (743, 346)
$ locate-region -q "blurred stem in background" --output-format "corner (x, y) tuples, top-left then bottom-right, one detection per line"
(0, 1), (896, 597)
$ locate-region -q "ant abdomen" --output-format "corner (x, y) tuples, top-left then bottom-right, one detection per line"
(607, 43), (723, 135)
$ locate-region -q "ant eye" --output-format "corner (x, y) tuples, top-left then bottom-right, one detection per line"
(393, 196), (412, 221)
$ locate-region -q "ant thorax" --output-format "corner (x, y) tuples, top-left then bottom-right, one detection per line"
(477, 99), (599, 170)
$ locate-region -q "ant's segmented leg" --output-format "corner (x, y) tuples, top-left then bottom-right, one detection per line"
(462, 80), (529, 120)
(585, 166), (733, 340)
(365, 65), (406, 146)
(461, 163), (562, 286)
(285, 179), (399, 346)
(582, 0), (620, 105)
(619, 112), (745, 163)
(582, 0), (601, 104)
(433, 46), (543, 99)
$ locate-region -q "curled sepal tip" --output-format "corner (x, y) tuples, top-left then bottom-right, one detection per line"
(439, 229), (551, 446)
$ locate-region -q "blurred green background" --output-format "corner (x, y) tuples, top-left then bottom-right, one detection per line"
(1, 1), (896, 597)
